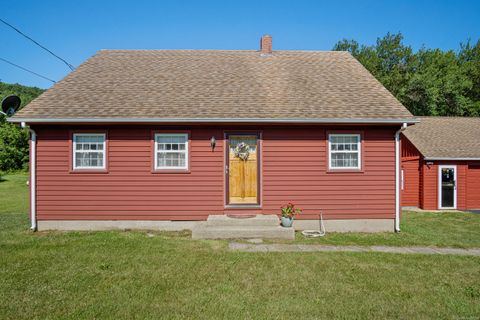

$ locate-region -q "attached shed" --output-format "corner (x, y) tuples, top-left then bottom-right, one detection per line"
(401, 117), (480, 210)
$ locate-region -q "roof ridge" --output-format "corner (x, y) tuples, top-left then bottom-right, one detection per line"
(98, 49), (350, 53)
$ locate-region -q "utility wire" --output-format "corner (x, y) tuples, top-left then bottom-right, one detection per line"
(0, 17), (75, 71)
(0, 57), (56, 83)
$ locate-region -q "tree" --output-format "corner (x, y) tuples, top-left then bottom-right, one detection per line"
(404, 49), (473, 116)
(459, 39), (480, 116)
(0, 82), (44, 109)
(334, 33), (413, 102)
(333, 33), (480, 117)
(0, 82), (44, 172)
(333, 39), (361, 56)
(0, 118), (29, 171)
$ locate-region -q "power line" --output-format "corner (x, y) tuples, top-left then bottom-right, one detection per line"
(0, 17), (75, 71)
(0, 57), (56, 83)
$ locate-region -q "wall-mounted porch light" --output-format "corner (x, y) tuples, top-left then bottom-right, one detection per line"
(210, 136), (216, 151)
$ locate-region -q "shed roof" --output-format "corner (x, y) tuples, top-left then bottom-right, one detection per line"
(11, 49), (415, 123)
(403, 117), (480, 160)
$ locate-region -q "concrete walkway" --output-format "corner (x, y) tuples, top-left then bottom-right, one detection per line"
(229, 242), (480, 256)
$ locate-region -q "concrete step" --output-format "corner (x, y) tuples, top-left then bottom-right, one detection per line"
(206, 214), (279, 227)
(192, 225), (294, 240)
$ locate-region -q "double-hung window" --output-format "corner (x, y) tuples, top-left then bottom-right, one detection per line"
(328, 134), (361, 170)
(154, 133), (188, 170)
(73, 133), (106, 170)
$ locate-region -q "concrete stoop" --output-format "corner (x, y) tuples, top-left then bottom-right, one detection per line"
(192, 214), (294, 240)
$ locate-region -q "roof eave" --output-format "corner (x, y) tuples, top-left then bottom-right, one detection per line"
(424, 157), (480, 161)
(8, 117), (419, 125)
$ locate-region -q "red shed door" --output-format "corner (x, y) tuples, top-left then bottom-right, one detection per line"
(226, 134), (259, 205)
(467, 165), (480, 209)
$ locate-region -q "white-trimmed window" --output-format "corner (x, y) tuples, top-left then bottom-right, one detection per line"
(328, 134), (361, 169)
(73, 133), (106, 169)
(154, 133), (188, 170)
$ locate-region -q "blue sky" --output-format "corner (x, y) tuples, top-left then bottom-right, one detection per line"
(1, 0), (479, 89)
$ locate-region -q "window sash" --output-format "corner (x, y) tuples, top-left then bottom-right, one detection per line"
(154, 133), (188, 170)
(329, 134), (361, 169)
(73, 133), (106, 169)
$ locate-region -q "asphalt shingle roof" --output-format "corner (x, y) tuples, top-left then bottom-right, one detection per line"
(403, 117), (480, 159)
(12, 50), (414, 122)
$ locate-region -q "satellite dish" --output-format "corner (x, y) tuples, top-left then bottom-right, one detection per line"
(1, 95), (21, 117)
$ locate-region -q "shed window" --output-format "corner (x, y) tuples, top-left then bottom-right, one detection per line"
(328, 134), (361, 169)
(155, 133), (188, 170)
(73, 133), (106, 169)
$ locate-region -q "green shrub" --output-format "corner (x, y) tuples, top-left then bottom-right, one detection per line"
(0, 117), (29, 172)
(0, 82), (44, 172)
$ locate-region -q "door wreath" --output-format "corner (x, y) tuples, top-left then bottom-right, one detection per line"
(233, 142), (250, 161)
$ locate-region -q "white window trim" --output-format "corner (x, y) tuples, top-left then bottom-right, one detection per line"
(328, 133), (361, 170)
(154, 133), (189, 170)
(73, 133), (106, 170)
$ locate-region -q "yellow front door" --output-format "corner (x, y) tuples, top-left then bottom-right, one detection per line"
(228, 135), (258, 204)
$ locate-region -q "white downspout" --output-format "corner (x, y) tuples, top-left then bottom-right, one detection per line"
(395, 123), (407, 232)
(22, 122), (37, 231)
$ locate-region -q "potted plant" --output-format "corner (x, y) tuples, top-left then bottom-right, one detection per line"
(280, 202), (302, 227)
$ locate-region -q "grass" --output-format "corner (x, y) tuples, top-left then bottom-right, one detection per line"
(284, 210), (480, 248)
(1, 172), (480, 319)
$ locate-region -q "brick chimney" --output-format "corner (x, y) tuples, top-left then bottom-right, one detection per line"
(260, 34), (272, 55)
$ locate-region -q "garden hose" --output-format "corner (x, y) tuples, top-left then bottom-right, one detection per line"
(301, 212), (326, 237)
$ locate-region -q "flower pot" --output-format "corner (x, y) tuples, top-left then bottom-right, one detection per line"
(281, 216), (294, 228)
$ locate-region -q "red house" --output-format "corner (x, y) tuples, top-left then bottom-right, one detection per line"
(401, 117), (480, 211)
(10, 36), (417, 234)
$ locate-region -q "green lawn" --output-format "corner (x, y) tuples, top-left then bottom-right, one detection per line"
(1, 172), (479, 319)
(285, 210), (480, 248)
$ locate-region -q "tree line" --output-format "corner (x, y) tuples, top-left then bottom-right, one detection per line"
(1, 32), (479, 172)
(333, 33), (480, 116)
(0, 83), (44, 172)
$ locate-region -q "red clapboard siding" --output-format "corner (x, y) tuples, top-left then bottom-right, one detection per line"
(421, 161), (472, 210)
(401, 160), (420, 207)
(467, 164), (480, 209)
(422, 162), (438, 210)
(261, 127), (396, 219)
(32, 125), (397, 221)
(400, 137), (421, 207)
(402, 135), (480, 210)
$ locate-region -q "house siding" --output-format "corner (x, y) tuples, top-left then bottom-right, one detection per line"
(401, 137), (421, 207)
(32, 125), (397, 221)
(421, 161), (471, 210)
(401, 134), (480, 211)
(262, 127), (396, 220)
(467, 164), (480, 209)
(408, 158), (480, 211)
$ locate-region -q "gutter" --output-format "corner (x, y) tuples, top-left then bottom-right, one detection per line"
(424, 157), (480, 161)
(395, 123), (408, 232)
(8, 117), (419, 124)
(22, 122), (37, 231)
